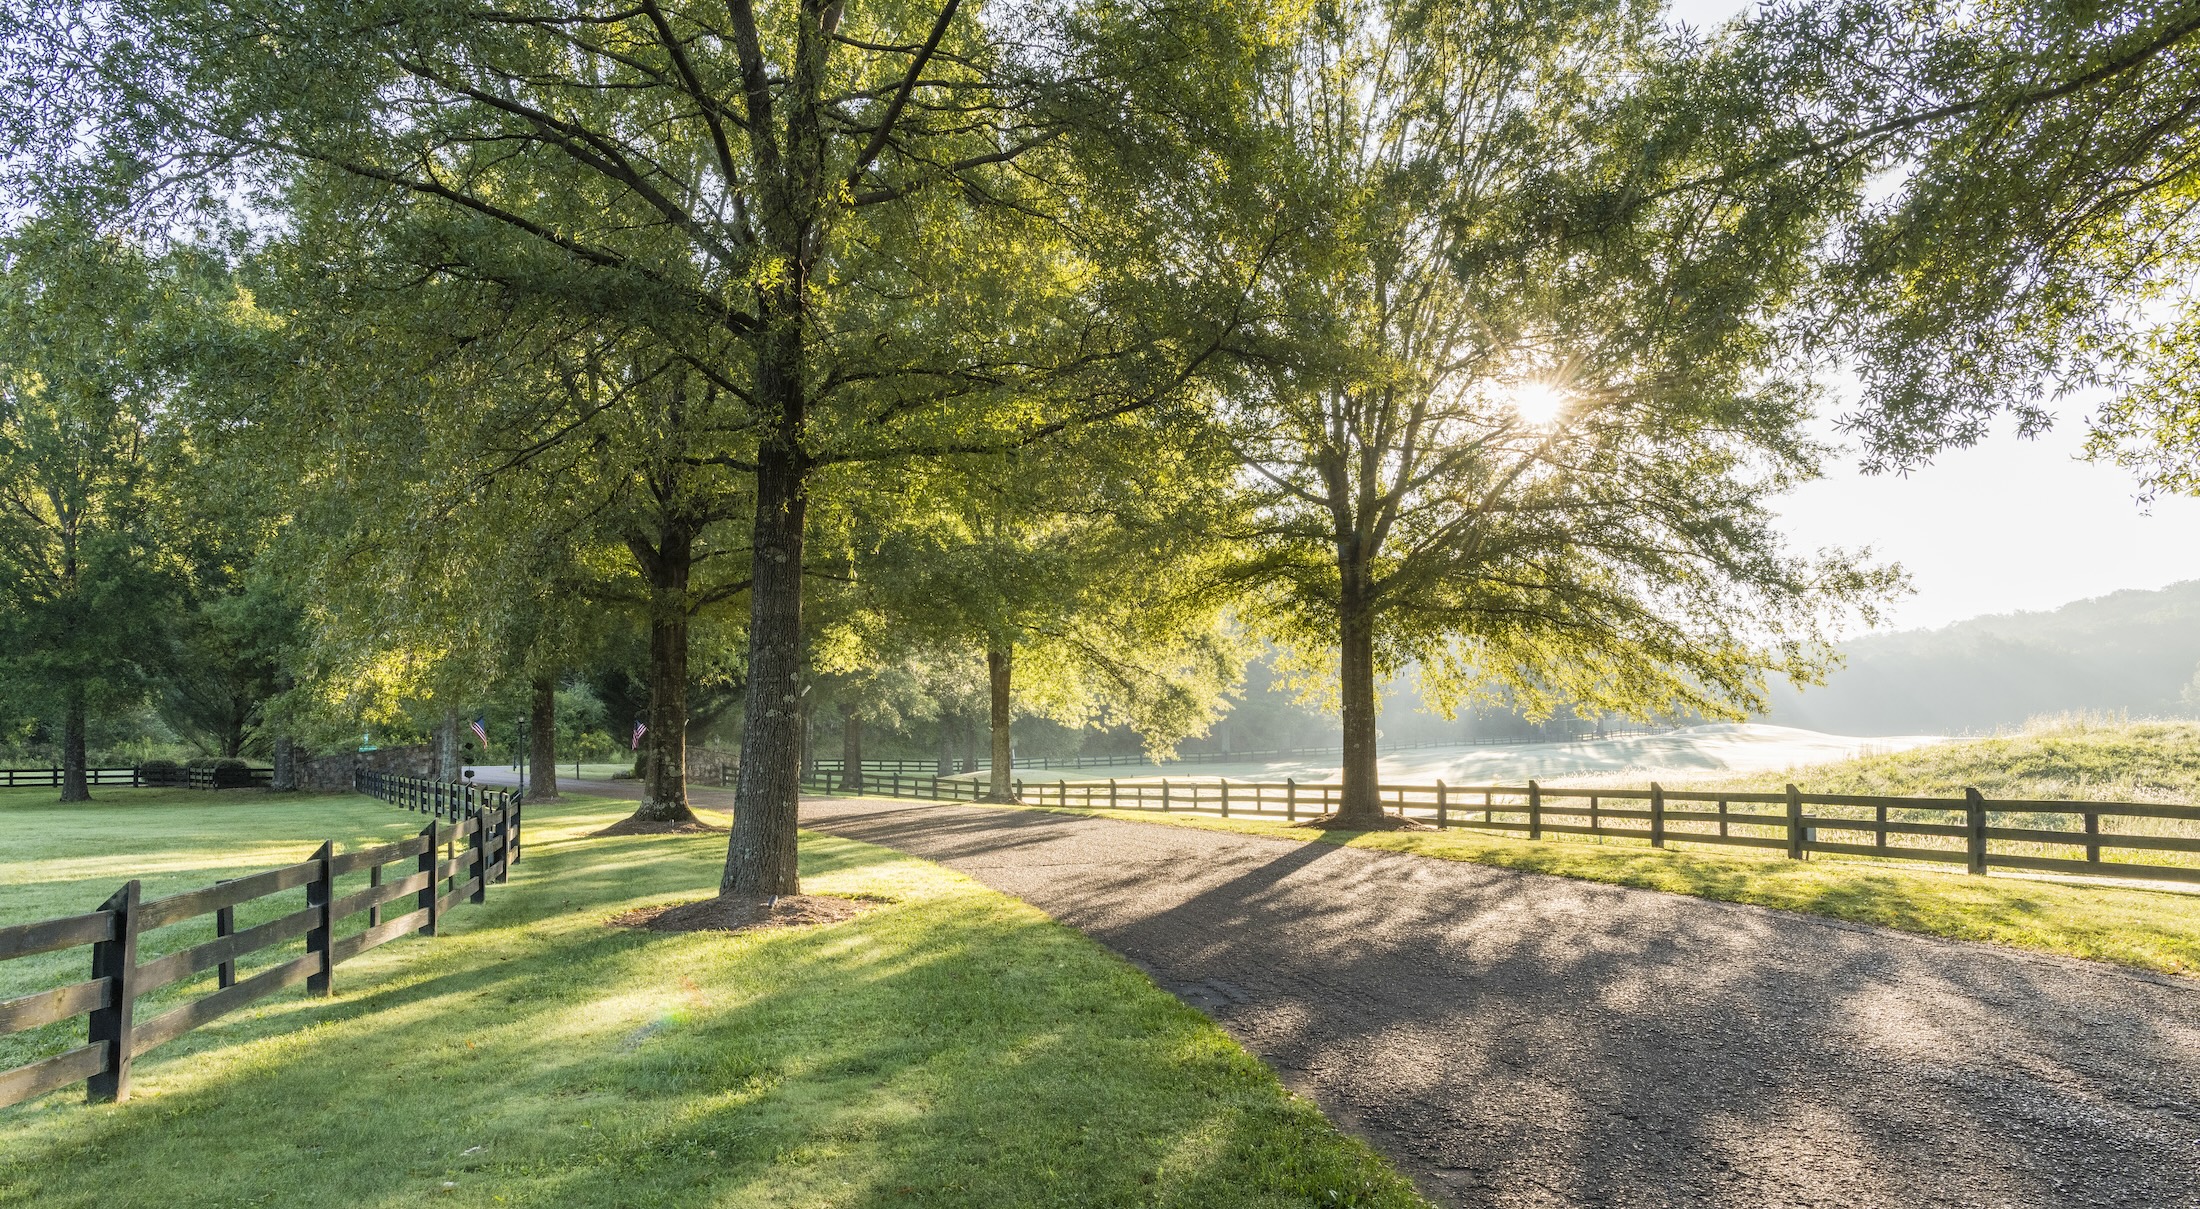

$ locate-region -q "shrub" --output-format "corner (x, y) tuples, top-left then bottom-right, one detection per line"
(136, 759), (186, 788)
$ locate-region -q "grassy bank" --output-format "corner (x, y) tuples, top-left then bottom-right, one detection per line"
(0, 788), (1426, 1208)
(1683, 715), (2200, 802)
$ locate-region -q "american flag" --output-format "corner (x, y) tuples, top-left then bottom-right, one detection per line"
(469, 717), (490, 748)
(631, 720), (648, 749)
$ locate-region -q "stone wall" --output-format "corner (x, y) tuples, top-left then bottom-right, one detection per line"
(298, 744), (437, 792)
(686, 746), (736, 787)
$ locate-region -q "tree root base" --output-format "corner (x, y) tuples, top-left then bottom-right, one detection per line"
(609, 894), (871, 934)
(1290, 813), (1436, 832)
(592, 816), (723, 837)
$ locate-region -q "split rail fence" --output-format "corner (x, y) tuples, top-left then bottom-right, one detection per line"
(803, 770), (2200, 886)
(0, 776), (519, 1110)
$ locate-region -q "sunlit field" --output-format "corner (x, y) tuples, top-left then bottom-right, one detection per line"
(0, 789), (1425, 1209)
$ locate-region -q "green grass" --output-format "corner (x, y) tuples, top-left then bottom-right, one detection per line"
(0, 788), (1426, 1208)
(966, 802), (2200, 977)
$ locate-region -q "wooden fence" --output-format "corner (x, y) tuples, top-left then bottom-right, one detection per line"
(803, 770), (2200, 886)
(0, 779), (519, 1111)
(811, 731), (1674, 776)
(354, 771), (526, 864)
(0, 766), (274, 790)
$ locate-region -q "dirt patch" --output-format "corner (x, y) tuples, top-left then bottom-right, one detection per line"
(591, 816), (726, 837)
(609, 894), (872, 934)
(1289, 813), (1436, 832)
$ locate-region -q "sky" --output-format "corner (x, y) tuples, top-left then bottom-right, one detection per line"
(1651, 0), (2200, 634)
(1777, 409), (2200, 633)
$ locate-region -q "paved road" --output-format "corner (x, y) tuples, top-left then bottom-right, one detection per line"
(799, 796), (2200, 1209)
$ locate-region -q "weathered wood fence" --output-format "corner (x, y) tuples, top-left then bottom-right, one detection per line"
(0, 778), (518, 1110)
(803, 771), (2200, 886)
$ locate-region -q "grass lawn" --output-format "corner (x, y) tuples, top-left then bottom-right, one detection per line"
(0, 787), (1426, 1208)
(963, 801), (2200, 977)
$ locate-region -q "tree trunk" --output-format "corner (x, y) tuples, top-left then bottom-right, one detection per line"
(723, 34), (827, 895)
(962, 712), (977, 774)
(59, 681), (88, 802)
(724, 437), (809, 897)
(436, 711), (460, 781)
(983, 643), (1016, 801)
(1333, 583), (1385, 826)
(636, 607), (698, 824)
(935, 707), (955, 777)
(838, 705), (864, 792)
(527, 674), (560, 802)
(270, 735), (297, 793)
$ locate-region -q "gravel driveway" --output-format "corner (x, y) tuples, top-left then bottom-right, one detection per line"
(800, 795), (2200, 1209)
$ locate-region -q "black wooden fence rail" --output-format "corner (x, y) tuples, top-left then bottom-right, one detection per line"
(353, 771), (526, 866)
(0, 782), (519, 1111)
(802, 770), (2200, 886)
(0, 766), (274, 789)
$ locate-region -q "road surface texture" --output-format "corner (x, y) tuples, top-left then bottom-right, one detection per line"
(797, 795), (2200, 1209)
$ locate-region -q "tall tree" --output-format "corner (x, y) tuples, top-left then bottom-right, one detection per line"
(0, 219), (187, 799)
(850, 424), (1245, 800)
(1, 0), (1274, 893)
(1218, 0), (1897, 825)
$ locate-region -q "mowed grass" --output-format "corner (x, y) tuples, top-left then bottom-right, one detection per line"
(976, 803), (2200, 977)
(0, 788), (1426, 1208)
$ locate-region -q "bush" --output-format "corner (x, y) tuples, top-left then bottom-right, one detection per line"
(136, 759), (186, 788)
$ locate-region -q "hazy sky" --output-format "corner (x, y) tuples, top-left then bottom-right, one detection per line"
(1776, 410), (2200, 633)
(1652, 0), (2200, 634)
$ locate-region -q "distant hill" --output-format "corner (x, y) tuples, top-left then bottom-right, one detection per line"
(1768, 581), (2200, 734)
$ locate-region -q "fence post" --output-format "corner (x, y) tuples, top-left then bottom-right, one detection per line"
(1058, 778), (1066, 807)
(1161, 779), (1171, 812)
(1785, 784), (1804, 860)
(1220, 782), (1230, 818)
(1109, 778), (1118, 810)
(510, 793), (524, 865)
(418, 821), (440, 936)
(214, 884), (237, 988)
(306, 841), (334, 996)
(2085, 810), (2100, 863)
(1966, 787), (1988, 875)
(1436, 780), (1447, 829)
(469, 810), (489, 905)
(1286, 778), (1296, 822)
(1527, 780), (1542, 841)
(1649, 783), (1665, 848)
(86, 880), (142, 1103)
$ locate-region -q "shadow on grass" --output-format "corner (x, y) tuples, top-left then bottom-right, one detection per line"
(0, 822), (1422, 1209)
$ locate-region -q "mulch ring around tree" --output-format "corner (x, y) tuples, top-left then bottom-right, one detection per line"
(1289, 813), (1437, 832)
(609, 894), (876, 934)
(590, 816), (727, 838)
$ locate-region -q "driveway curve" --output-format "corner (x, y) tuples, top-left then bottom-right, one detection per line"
(799, 795), (2200, 1209)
